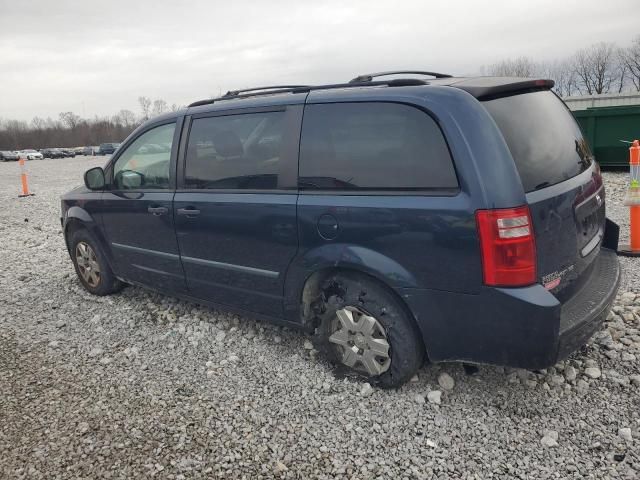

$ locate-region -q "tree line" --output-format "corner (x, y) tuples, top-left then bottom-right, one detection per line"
(2, 36), (640, 150)
(483, 36), (640, 97)
(0, 97), (181, 151)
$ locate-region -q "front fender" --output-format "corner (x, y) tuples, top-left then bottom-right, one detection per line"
(64, 205), (94, 226)
(62, 206), (114, 266)
(282, 243), (418, 322)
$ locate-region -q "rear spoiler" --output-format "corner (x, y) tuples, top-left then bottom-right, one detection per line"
(450, 78), (555, 100)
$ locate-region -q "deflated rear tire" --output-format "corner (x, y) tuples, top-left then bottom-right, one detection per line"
(313, 272), (425, 388)
(69, 229), (123, 296)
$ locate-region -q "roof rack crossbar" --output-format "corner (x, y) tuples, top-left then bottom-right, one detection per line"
(349, 70), (452, 83)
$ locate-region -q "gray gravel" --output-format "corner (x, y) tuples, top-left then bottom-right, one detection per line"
(1, 157), (639, 479)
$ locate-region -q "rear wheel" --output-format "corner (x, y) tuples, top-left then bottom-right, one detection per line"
(69, 229), (123, 296)
(313, 272), (425, 388)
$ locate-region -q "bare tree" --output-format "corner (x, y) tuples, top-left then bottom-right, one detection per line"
(620, 35), (640, 91)
(152, 99), (168, 116)
(0, 111), (144, 150)
(539, 60), (579, 97)
(59, 111), (81, 129)
(138, 96), (152, 120)
(31, 116), (47, 130)
(572, 42), (625, 95)
(486, 57), (538, 77)
(1, 119), (29, 149)
(115, 109), (137, 128)
(616, 62), (629, 93)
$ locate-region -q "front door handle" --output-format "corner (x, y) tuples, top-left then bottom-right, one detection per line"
(148, 206), (168, 216)
(177, 207), (201, 218)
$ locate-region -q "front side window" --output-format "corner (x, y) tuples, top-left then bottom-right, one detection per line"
(184, 111), (285, 189)
(299, 102), (458, 190)
(112, 123), (175, 190)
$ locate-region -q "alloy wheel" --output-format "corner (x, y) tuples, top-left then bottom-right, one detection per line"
(75, 241), (101, 288)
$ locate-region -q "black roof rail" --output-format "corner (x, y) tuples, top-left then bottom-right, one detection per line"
(221, 85), (311, 98)
(189, 98), (217, 108)
(187, 78), (432, 108)
(188, 85), (311, 107)
(349, 70), (452, 83)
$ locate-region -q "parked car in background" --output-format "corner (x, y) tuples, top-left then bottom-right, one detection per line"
(74, 147), (86, 156)
(19, 149), (44, 160)
(41, 148), (65, 159)
(61, 148), (76, 158)
(61, 72), (621, 388)
(83, 146), (98, 156)
(97, 143), (120, 155)
(0, 150), (20, 161)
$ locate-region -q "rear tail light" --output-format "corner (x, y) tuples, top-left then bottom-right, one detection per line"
(475, 206), (536, 287)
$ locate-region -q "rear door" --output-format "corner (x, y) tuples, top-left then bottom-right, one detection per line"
(483, 91), (603, 298)
(101, 120), (186, 292)
(174, 106), (302, 316)
(294, 101), (473, 295)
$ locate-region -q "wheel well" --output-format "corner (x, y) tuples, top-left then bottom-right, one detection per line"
(300, 268), (427, 355)
(63, 219), (86, 252)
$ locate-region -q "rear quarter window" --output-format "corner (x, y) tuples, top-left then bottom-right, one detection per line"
(299, 102), (458, 191)
(482, 91), (592, 193)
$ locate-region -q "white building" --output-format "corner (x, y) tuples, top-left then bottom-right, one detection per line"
(564, 92), (640, 111)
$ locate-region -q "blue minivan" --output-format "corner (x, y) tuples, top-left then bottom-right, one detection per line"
(62, 72), (620, 387)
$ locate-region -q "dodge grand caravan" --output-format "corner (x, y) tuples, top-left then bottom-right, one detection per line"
(61, 71), (620, 387)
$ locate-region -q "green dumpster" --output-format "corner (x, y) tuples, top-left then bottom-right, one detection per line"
(572, 105), (640, 167)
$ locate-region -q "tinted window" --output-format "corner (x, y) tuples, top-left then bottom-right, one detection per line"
(112, 123), (175, 190)
(299, 103), (457, 190)
(185, 111), (285, 189)
(483, 91), (592, 193)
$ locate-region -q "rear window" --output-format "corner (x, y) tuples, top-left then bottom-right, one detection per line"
(483, 90), (592, 193)
(299, 102), (458, 191)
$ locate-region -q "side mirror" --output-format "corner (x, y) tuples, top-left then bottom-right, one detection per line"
(84, 167), (105, 190)
(118, 170), (144, 189)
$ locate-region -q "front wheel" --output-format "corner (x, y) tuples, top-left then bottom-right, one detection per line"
(313, 272), (426, 388)
(69, 229), (123, 296)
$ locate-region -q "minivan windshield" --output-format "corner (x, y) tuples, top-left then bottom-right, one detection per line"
(483, 90), (592, 193)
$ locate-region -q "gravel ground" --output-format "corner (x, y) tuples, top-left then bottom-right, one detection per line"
(1, 157), (639, 479)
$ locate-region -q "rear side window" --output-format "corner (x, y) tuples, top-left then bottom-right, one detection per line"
(299, 102), (457, 190)
(185, 111), (285, 189)
(483, 91), (592, 193)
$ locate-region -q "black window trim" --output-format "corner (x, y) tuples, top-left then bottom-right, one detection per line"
(297, 100), (460, 195)
(105, 117), (183, 192)
(176, 105), (302, 192)
(297, 187), (460, 197)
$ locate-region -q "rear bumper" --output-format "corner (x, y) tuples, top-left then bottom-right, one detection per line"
(556, 248), (620, 361)
(401, 247), (620, 369)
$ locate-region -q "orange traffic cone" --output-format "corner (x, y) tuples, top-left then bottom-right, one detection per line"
(18, 158), (35, 198)
(619, 140), (640, 257)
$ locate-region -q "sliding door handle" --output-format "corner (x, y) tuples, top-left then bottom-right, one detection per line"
(177, 207), (201, 217)
(148, 206), (168, 216)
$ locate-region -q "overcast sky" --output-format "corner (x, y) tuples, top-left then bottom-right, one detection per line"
(0, 0), (637, 121)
